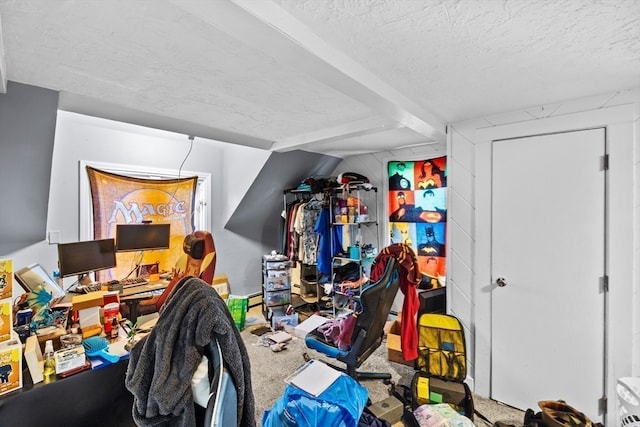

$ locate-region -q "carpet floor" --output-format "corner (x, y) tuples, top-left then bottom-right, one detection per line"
(241, 309), (526, 426)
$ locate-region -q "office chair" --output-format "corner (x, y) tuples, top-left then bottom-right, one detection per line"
(125, 276), (255, 427)
(120, 230), (216, 321)
(193, 337), (238, 427)
(304, 257), (400, 380)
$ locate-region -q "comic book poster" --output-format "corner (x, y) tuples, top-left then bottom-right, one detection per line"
(388, 157), (447, 289)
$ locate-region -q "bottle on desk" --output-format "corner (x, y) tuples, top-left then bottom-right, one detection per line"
(43, 339), (56, 383)
(110, 317), (119, 340)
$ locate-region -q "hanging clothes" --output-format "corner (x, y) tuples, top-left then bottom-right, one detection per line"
(314, 206), (344, 276)
(296, 198), (322, 265)
(281, 193), (324, 267)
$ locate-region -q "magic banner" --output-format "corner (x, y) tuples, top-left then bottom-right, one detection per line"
(86, 166), (198, 281)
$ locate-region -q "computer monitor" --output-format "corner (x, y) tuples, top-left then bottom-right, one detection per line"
(57, 238), (117, 282)
(115, 223), (171, 252)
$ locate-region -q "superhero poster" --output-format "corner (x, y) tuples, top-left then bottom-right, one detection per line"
(388, 157), (447, 289)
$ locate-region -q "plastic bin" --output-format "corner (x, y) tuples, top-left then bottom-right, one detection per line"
(272, 312), (298, 331)
(264, 275), (291, 291)
(265, 291), (290, 307)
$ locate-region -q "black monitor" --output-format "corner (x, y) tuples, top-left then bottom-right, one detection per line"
(57, 238), (117, 281)
(115, 223), (171, 252)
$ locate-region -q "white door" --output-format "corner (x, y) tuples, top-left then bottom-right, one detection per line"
(490, 128), (605, 421)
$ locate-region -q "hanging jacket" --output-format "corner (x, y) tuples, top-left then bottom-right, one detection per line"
(370, 243), (420, 361)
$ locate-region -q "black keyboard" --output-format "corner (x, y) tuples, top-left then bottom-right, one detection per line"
(118, 277), (148, 288)
(74, 277), (151, 294)
(77, 283), (102, 293)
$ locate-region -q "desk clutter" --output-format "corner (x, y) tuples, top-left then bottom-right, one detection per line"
(5, 276), (132, 395)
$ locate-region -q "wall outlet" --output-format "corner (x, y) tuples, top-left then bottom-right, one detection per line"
(48, 230), (60, 244)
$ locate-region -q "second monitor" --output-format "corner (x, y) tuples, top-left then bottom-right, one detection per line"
(57, 238), (117, 285)
(115, 223), (171, 252)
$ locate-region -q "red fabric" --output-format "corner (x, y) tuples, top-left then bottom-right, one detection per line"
(370, 243), (420, 361)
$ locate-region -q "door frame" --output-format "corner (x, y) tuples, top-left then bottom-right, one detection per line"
(473, 104), (634, 426)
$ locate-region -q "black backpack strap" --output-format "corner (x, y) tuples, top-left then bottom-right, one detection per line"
(387, 381), (420, 427)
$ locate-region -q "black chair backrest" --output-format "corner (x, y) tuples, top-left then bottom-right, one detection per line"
(352, 258), (401, 363)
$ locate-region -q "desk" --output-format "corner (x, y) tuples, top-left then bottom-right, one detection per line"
(0, 359), (135, 427)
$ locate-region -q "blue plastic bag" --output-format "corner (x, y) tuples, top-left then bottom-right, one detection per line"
(262, 371), (369, 427)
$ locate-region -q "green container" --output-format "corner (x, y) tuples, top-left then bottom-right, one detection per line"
(226, 295), (248, 330)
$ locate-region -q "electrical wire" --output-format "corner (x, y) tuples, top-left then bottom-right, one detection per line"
(177, 135), (195, 179)
(166, 135), (196, 204)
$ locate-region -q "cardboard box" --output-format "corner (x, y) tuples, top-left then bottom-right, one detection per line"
(212, 274), (230, 300)
(0, 331), (22, 396)
(385, 319), (413, 366)
(0, 299), (12, 343)
(24, 335), (44, 384)
(54, 345), (86, 374)
(0, 259), (13, 301)
(71, 291), (105, 311)
(72, 292), (103, 336)
(368, 395), (404, 424)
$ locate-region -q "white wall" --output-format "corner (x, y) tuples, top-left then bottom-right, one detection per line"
(449, 89), (638, 427)
(340, 89), (638, 426)
(10, 111), (271, 297)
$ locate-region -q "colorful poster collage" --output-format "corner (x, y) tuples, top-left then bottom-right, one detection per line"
(388, 157), (447, 289)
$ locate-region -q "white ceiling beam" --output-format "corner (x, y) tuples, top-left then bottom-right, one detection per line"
(271, 117), (401, 152)
(171, 0), (446, 145)
(0, 12), (7, 93)
(59, 92), (274, 151)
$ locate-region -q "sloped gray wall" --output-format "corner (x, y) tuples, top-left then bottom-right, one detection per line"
(0, 82), (59, 255)
(224, 150), (342, 249)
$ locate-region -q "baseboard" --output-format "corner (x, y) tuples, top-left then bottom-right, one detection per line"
(247, 292), (262, 308)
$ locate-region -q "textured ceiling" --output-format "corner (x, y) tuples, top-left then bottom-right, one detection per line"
(0, 0), (638, 157)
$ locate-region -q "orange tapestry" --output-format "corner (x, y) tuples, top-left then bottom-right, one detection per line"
(86, 166), (198, 281)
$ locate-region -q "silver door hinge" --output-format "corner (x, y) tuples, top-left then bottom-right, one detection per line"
(601, 154), (609, 171)
(600, 275), (609, 293)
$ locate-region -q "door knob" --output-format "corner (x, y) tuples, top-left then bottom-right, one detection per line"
(496, 277), (508, 287)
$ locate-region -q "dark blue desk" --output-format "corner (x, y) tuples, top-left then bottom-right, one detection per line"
(0, 358), (135, 427)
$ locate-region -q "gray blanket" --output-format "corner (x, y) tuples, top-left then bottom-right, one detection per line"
(125, 276), (256, 427)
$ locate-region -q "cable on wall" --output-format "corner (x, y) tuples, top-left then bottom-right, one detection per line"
(166, 135), (196, 208)
(177, 135), (195, 179)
